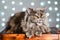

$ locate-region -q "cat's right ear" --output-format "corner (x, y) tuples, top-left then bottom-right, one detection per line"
(24, 8), (33, 21)
(26, 8), (33, 14)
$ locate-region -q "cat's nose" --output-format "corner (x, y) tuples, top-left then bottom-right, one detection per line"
(37, 20), (42, 23)
(37, 19), (43, 26)
(38, 21), (42, 23)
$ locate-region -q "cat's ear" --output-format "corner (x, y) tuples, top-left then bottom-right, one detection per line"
(40, 7), (47, 12)
(26, 8), (33, 14)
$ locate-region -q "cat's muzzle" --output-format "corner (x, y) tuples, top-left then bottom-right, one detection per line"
(36, 20), (43, 26)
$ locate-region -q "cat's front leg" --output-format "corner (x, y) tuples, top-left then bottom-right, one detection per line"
(26, 32), (34, 38)
(35, 30), (42, 37)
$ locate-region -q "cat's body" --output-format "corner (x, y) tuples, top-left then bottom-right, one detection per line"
(1, 8), (51, 38)
(5, 12), (25, 34)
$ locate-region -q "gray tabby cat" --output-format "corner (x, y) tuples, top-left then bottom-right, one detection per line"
(21, 8), (51, 38)
(2, 8), (51, 38)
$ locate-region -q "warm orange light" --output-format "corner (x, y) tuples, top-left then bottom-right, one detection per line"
(1, 34), (59, 40)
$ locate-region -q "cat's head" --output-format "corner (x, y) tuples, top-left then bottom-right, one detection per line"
(25, 8), (46, 25)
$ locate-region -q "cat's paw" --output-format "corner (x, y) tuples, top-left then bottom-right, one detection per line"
(26, 32), (34, 39)
(35, 32), (42, 37)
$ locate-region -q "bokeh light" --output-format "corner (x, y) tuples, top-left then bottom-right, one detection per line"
(12, 7), (15, 11)
(2, 18), (5, 22)
(1, 12), (5, 16)
(22, 8), (26, 11)
(31, 2), (35, 6)
(19, 2), (23, 5)
(4, 6), (7, 9)
(47, 1), (51, 4)
(54, 1), (58, 5)
(56, 24), (59, 28)
(56, 18), (60, 22)
(2, 0), (5, 4)
(49, 18), (52, 22)
(40, 2), (45, 6)
(49, 7), (52, 11)
(11, 1), (15, 5)
(1, 23), (5, 27)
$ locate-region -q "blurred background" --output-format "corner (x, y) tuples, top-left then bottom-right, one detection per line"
(0, 0), (60, 32)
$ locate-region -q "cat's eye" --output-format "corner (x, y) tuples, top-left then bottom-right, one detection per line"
(34, 16), (39, 19)
(35, 17), (37, 19)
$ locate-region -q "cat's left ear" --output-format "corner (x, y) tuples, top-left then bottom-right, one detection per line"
(40, 7), (47, 12)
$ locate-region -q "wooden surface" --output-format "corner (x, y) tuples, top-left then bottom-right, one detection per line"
(0, 34), (59, 40)
(58, 34), (60, 40)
